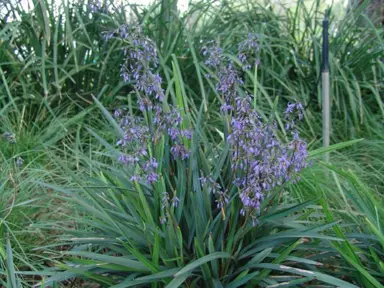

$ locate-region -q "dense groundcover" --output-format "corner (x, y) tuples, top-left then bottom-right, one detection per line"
(0, 0), (384, 287)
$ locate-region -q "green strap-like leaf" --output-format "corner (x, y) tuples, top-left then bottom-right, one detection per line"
(174, 252), (231, 278)
(309, 139), (363, 157)
(110, 268), (180, 288)
(165, 273), (190, 288)
(64, 251), (151, 272)
(251, 263), (359, 288)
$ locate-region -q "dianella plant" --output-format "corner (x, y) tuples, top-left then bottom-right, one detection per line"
(38, 25), (359, 288)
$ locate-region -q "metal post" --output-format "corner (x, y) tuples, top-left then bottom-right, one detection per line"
(322, 10), (330, 163)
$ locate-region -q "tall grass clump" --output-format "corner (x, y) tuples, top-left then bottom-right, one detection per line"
(179, 0), (384, 141)
(290, 147), (384, 287)
(32, 24), (373, 288)
(0, 0), (383, 287)
(0, 100), (102, 286)
(2, 0), (382, 141)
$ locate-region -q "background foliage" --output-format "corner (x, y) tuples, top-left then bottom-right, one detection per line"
(0, 0), (383, 287)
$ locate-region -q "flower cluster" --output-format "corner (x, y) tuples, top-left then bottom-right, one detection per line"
(88, 0), (106, 13)
(115, 113), (157, 183)
(106, 25), (191, 184)
(2, 132), (16, 144)
(199, 174), (230, 221)
(159, 192), (179, 224)
(104, 25), (164, 107)
(115, 108), (191, 184)
(16, 157), (23, 167)
(203, 35), (309, 225)
(202, 44), (223, 68)
(228, 99), (308, 224)
(237, 33), (260, 70)
(202, 42), (243, 112)
(284, 102), (304, 129)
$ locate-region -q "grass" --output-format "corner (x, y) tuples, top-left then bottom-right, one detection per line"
(180, 0), (384, 140)
(0, 0), (383, 287)
(0, 102), (89, 286)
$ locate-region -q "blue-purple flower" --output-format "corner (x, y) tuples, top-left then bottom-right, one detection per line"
(88, 0), (106, 13)
(171, 196), (180, 208)
(170, 144), (189, 160)
(146, 172), (159, 184)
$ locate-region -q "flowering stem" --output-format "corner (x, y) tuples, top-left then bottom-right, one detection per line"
(253, 63), (258, 109)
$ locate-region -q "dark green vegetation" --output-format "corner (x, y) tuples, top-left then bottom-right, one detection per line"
(0, 0), (383, 287)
